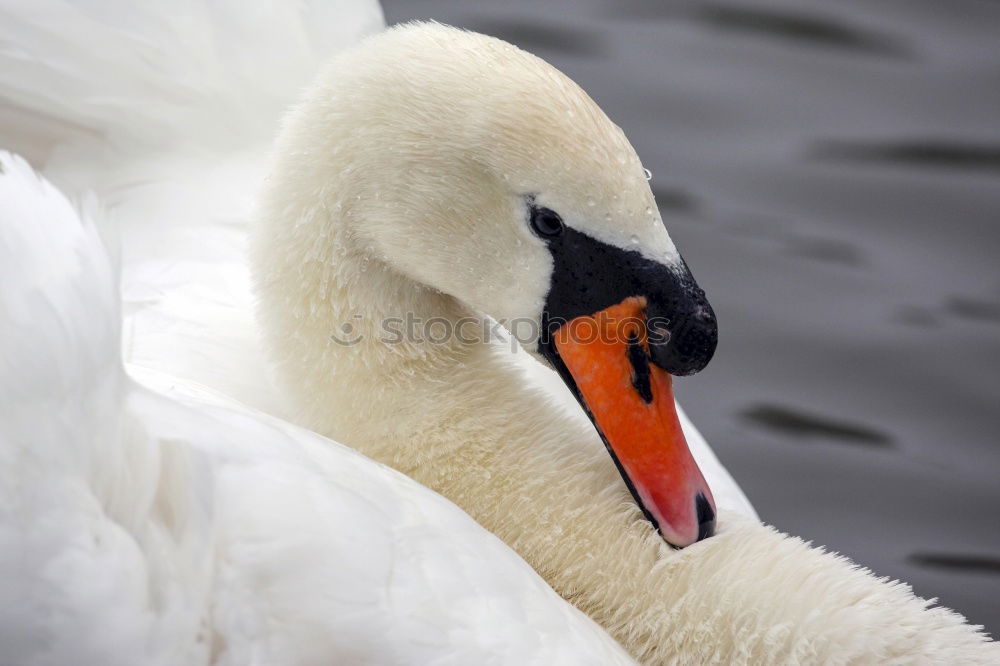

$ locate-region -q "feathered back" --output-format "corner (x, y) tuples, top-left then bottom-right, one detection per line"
(0, 0), (384, 157)
(0, 151), (119, 426)
(0, 153), (144, 665)
(0, 1), (385, 412)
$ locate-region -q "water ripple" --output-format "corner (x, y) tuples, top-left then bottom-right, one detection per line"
(908, 553), (1000, 575)
(945, 296), (1000, 323)
(461, 18), (608, 57)
(694, 4), (911, 57)
(810, 140), (1000, 171)
(740, 404), (893, 447)
(652, 186), (699, 213)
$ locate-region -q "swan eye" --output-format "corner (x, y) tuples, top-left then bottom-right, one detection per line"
(529, 206), (564, 238)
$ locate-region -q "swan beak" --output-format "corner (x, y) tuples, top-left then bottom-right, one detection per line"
(549, 296), (717, 547)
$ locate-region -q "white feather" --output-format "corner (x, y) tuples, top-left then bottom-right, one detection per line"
(0, 150), (635, 665)
(0, 0), (380, 416)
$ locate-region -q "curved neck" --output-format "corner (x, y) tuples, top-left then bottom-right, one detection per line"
(258, 228), (507, 443)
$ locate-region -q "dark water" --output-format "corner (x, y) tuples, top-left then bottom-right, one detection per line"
(384, 0), (1000, 632)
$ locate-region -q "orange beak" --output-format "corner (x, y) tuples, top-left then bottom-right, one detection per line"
(552, 297), (716, 547)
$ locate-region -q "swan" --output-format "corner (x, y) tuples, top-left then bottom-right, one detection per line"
(0, 1), (995, 663)
(0, 151), (636, 664)
(250, 22), (999, 664)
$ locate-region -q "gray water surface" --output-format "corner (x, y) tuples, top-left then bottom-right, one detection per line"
(383, 0), (1000, 632)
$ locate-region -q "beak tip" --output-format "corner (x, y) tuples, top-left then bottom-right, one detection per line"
(659, 492), (718, 548)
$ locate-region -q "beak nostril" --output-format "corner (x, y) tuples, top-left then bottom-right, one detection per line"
(695, 493), (716, 542)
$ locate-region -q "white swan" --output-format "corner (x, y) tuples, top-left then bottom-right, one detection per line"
(0, 1), (995, 663)
(250, 22), (998, 664)
(0, 151), (636, 664)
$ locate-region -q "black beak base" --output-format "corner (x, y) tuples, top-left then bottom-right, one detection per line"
(538, 224), (718, 376)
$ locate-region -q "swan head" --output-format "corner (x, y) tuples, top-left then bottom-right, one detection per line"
(261, 23), (718, 547)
